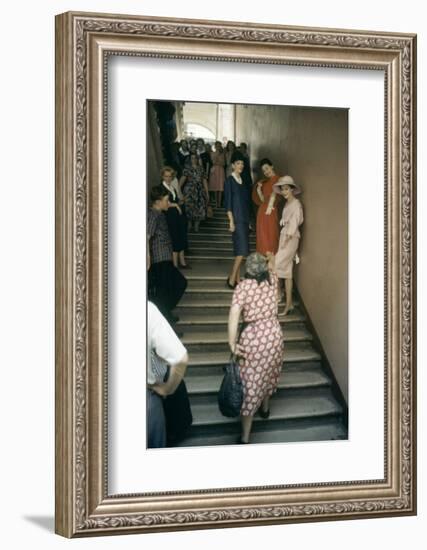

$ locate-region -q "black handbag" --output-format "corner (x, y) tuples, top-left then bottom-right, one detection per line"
(218, 353), (243, 418)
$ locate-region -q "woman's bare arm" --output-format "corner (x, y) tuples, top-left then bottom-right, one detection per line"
(228, 304), (244, 355)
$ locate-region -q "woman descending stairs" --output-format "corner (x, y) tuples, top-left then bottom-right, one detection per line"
(174, 208), (348, 447)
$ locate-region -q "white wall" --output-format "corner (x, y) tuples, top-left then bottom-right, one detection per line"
(1, 1), (424, 549)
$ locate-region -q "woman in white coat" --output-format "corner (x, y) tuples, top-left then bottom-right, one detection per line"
(273, 176), (304, 316)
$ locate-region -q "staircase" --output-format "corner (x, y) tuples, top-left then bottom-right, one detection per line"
(175, 207), (348, 446)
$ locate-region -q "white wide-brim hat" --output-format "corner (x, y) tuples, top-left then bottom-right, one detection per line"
(273, 175), (301, 195)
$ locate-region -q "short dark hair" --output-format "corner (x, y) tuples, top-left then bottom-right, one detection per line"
(259, 158), (273, 168)
(150, 185), (169, 204)
(230, 151), (245, 164)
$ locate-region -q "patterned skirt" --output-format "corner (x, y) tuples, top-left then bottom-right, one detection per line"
(237, 318), (284, 416)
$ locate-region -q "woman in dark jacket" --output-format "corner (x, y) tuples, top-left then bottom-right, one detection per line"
(224, 152), (251, 288)
(161, 166), (189, 269)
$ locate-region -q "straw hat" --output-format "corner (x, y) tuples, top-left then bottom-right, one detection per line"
(273, 175), (301, 195)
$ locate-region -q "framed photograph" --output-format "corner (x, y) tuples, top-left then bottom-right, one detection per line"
(55, 11), (417, 537)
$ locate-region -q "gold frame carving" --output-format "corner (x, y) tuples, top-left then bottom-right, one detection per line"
(55, 11), (417, 537)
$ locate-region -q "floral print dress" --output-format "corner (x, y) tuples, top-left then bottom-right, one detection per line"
(182, 165), (208, 221)
(231, 271), (284, 416)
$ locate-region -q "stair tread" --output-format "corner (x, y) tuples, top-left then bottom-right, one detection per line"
(181, 326), (312, 345)
(177, 420), (347, 447)
(148, 200), (347, 447)
(180, 260), (233, 279)
(186, 367), (331, 395)
(187, 248), (254, 255)
(188, 346), (321, 366)
(177, 310), (304, 325)
(178, 295), (295, 306)
(190, 392), (343, 426)
(186, 255), (236, 261)
(188, 232), (256, 240)
(188, 239), (255, 245)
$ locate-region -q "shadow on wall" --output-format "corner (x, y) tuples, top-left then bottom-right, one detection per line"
(236, 104), (348, 403)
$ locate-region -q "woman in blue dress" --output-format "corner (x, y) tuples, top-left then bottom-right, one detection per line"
(224, 152), (251, 288)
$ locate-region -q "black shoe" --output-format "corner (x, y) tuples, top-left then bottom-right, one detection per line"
(237, 437), (250, 444)
(258, 408), (270, 419)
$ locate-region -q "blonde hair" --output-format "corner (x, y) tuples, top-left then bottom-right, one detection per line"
(160, 166), (176, 178)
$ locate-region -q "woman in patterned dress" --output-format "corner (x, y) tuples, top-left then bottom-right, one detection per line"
(228, 252), (284, 444)
(273, 176), (303, 316)
(179, 153), (209, 232)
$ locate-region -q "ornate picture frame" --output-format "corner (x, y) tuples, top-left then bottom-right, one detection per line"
(55, 11), (416, 537)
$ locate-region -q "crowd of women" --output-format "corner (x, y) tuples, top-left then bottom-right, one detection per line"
(147, 138), (304, 445)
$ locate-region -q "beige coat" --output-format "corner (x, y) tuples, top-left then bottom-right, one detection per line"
(275, 198), (303, 279)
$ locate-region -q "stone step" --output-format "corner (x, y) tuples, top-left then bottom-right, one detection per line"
(176, 303), (296, 320)
(187, 245), (255, 257)
(177, 312), (305, 328)
(185, 366), (331, 396)
(179, 293), (296, 307)
(177, 417), (348, 447)
(181, 326), (312, 346)
(190, 384), (331, 406)
(209, 208), (228, 216)
(187, 247), (256, 258)
(185, 283), (235, 294)
(176, 305), (293, 318)
(179, 262), (233, 280)
(186, 279), (283, 293)
(188, 389), (343, 429)
(188, 232), (256, 242)
(185, 339), (312, 355)
(189, 235), (244, 250)
(188, 360), (323, 377)
(186, 254), (235, 261)
(202, 218), (231, 225)
(190, 224), (248, 234)
(187, 344), (321, 368)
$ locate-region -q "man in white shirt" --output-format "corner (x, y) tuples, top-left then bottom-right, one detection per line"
(147, 301), (188, 448)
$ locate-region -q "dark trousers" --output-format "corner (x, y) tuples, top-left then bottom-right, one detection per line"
(163, 378), (193, 447)
(148, 260), (187, 321)
(147, 389), (166, 448)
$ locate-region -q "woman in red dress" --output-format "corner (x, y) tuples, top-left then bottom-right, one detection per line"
(252, 158), (281, 255)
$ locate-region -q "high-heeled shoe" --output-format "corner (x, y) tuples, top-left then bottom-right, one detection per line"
(279, 306), (294, 316)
